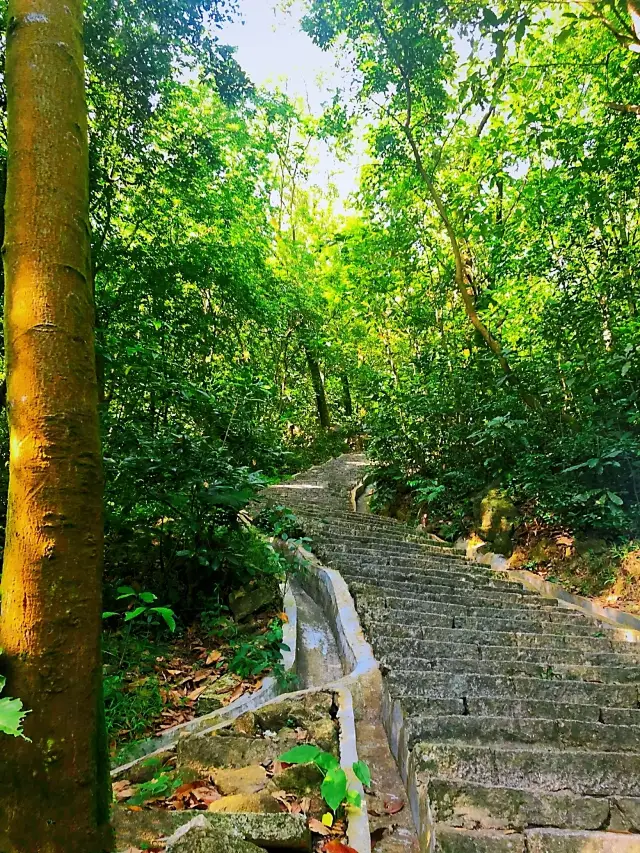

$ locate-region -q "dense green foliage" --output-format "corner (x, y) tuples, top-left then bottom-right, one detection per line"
(2, 0), (640, 644)
(303, 0), (640, 541)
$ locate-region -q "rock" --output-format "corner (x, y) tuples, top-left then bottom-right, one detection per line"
(197, 674), (239, 715)
(254, 692), (334, 733)
(233, 711), (258, 736)
(474, 488), (518, 555)
(178, 731), (296, 773)
(229, 583), (278, 621)
(267, 762), (324, 797)
(164, 814), (267, 853)
(305, 718), (339, 755)
(214, 765), (268, 796)
(208, 792), (282, 814)
(114, 808), (311, 850)
(574, 537), (608, 556)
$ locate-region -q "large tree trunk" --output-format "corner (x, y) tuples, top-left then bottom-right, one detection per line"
(304, 344), (330, 429)
(0, 1), (112, 851)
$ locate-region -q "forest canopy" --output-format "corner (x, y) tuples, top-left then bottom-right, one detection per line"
(1, 0), (640, 847)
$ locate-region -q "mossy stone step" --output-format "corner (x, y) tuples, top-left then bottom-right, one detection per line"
(426, 777), (611, 831)
(414, 741), (640, 796)
(404, 713), (640, 752)
(381, 653), (640, 685)
(374, 636), (640, 667)
(399, 695), (603, 723)
(387, 670), (638, 706)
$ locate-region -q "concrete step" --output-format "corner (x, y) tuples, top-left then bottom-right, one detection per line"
(433, 825), (525, 852)
(364, 619), (632, 654)
(348, 573), (528, 596)
(381, 653), (640, 684)
(363, 606), (606, 638)
(317, 541), (465, 563)
(387, 670), (638, 706)
(427, 777), (612, 831)
(400, 694), (604, 723)
(380, 590), (557, 610)
(414, 740), (640, 797)
(373, 636), (640, 667)
(403, 714), (640, 752)
(337, 560), (506, 586)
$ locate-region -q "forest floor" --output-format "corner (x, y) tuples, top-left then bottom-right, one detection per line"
(510, 531), (640, 615)
(105, 606), (289, 766)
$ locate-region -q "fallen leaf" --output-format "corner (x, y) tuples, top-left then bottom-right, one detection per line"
(187, 684), (208, 702)
(206, 650), (222, 665)
(323, 841), (360, 853)
(278, 612), (289, 623)
(228, 683), (245, 703)
(383, 796), (405, 815)
(309, 818), (332, 836)
(112, 780), (136, 801)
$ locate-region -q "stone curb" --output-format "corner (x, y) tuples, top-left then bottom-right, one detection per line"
(111, 581), (298, 779)
(458, 539), (640, 638)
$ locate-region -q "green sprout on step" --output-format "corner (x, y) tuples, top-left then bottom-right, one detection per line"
(279, 744), (370, 817)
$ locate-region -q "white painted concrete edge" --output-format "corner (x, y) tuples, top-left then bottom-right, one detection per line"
(457, 537), (640, 639)
(111, 581), (298, 779)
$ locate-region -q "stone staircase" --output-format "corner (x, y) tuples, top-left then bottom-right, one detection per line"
(265, 455), (640, 853)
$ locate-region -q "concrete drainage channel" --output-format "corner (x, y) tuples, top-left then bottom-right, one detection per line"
(113, 547), (376, 853)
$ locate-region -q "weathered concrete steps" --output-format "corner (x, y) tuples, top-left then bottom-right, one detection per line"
(265, 455), (640, 853)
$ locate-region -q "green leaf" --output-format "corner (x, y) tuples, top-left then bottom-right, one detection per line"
(151, 607), (176, 632)
(116, 586), (137, 599)
(321, 765), (348, 812)
(346, 789), (362, 809)
(0, 696), (30, 740)
(138, 591), (158, 604)
(279, 744), (322, 764)
(314, 751), (340, 772)
(124, 606), (147, 622)
(352, 760), (371, 787)
(102, 611), (119, 619)
(607, 491), (624, 506)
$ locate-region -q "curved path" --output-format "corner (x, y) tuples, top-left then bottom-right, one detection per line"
(266, 454), (640, 853)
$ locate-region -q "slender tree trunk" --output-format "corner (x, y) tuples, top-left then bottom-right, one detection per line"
(341, 373), (353, 417)
(304, 344), (330, 428)
(0, 1), (112, 851)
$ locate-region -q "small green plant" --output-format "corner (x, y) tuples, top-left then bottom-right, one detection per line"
(228, 616), (298, 691)
(0, 669), (29, 740)
(103, 586), (177, 632)
(126, 770), (182, 806)
(279, 744), (371, 815)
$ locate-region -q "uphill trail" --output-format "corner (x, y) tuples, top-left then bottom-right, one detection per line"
(266, 454), (640, 853)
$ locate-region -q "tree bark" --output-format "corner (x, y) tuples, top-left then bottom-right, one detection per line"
(304, 344), (330, 428)
(0, 1), (112, 851)
(341, 373), (353, 417)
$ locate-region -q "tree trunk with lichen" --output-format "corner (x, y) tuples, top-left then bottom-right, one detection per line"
(304, 343), (330, 429)
(0, 1), (112, 851)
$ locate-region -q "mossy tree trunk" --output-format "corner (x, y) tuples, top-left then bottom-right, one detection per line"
(304, 344), (331, 429)
(0, 1), (112, 850)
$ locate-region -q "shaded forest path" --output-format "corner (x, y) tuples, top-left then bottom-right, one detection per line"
(266, 454), (640, 853)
